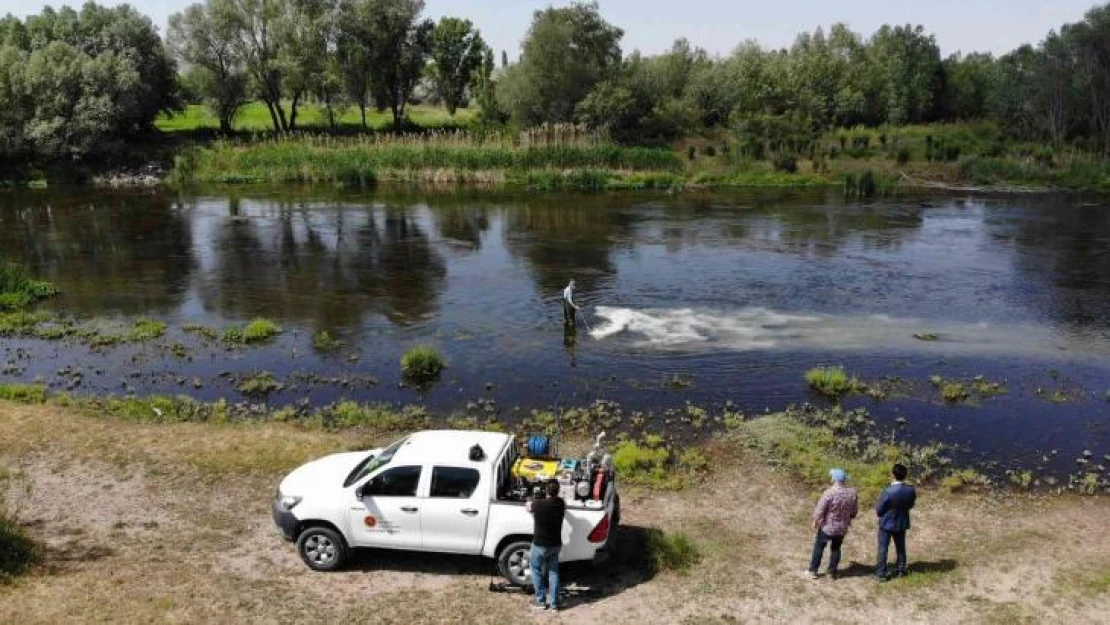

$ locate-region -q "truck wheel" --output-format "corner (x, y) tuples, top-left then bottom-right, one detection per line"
(296, 526), (349, 572)
(497, 540), (533, 588)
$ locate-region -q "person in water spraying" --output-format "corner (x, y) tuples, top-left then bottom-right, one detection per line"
(562, 279), (580, 327)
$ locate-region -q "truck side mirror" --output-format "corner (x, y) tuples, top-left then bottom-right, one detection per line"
(354, 485), (364, 499)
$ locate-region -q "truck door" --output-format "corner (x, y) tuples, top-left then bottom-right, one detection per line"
(349, 465), (423, 549)
(418, 466), (487, 554)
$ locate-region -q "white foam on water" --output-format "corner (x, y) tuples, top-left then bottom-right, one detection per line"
(588, 306), (1110, 359)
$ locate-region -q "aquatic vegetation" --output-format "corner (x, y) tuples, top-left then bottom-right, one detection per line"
(0, 311), (50, 336)
(242, 318), (281, 343)
(221, 327), (244, 344)
(913, 332), (938, 341)
(941, 469), (992, 493)
(804, 366), (864, 398)
(0, 383), (46, 404)
(735, 405), (952, 500)
(644, 529), (700, 575)
(127, 317), (167, 342)
(182, 324), (220, 341)
(1035, 388), (1076, 403)
(236, 372), (283, 397)
(401, 345), (445, 383)
(612, 435), (708, 490)
(309, 402), (430, 432)
(0, 264), (57, 311)
(312, 330), (344, 352)
(929, 375), (1006, 404)
(940, 382), (970, 403)
(1007, 470), (1035, 490)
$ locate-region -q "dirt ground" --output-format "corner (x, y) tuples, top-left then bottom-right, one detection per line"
(1, 401), (1108, 624)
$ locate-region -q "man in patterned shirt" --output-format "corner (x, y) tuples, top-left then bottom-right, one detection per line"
(806, 468), (859, 580)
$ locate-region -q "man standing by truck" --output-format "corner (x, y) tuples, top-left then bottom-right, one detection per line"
(526, 481), (566, 610)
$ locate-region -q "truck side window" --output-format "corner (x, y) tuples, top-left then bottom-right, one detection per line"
(430, 467), (481, 498)
(365, 465), (421, 497)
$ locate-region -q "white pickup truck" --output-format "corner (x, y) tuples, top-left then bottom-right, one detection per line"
(272, 430), (620, 586)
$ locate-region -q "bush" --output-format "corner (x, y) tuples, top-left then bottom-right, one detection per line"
(237, 372), (283, 397)
(644, 529), (700, 575)
(686, 146), (696, 161)
(895, 147), (911, 165)
(805, 366), (862, 398)
(242, 318), (281, 343)
(401, 345), (445, 382)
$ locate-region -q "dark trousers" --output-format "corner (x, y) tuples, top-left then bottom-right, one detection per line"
(563, 302), (576, 326)
(876, 529), (907, 577)
(809, 530), (844, 574)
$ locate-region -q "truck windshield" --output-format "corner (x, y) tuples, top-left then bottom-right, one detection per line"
(342, 436), (409, 488)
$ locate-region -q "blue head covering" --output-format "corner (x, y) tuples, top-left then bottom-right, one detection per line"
(829, 468), (847, 483)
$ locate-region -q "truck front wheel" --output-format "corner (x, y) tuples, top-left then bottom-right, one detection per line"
(497, 540), (533, 588)
(296, 526), (350, 572)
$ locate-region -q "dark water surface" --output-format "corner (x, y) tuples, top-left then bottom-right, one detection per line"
(2, 187), (1109, 476)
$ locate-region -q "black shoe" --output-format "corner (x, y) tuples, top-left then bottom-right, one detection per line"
(895, 570), (907, 579)
(876, 573), (891, 582)
(827, 571), (838, 581)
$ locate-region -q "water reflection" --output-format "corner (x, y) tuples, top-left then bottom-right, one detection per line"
(192, 196), (446, 329)
(0, 190), (194, 316)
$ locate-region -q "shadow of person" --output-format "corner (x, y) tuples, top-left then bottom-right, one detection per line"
(834, 559), (959, 579)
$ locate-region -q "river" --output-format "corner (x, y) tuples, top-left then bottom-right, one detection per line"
(2, 187), (1108, 477)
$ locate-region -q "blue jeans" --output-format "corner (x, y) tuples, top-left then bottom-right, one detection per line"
(530, 544), (561, 607)
(809, 530), (844, 575)
(876, 529), (907, 578)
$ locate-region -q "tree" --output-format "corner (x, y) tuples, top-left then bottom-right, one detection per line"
(277, 0), (335, 131)
(336, 0), (374, 128)
(168, 0), (248, 134)
(363, 0), (432, 130)
(1069, 5), (1110, 154)
(0, 3), (178, 163)
(868, 25), (943, 125)
(429, 17), (486, 115)
(471, 47), (505, 124)
(498, 1), (623, 127)
(227, 0), (289, 132)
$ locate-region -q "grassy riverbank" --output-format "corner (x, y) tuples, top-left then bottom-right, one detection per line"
(0, 397), (1106, 623)
(166, 121), (1110, 193)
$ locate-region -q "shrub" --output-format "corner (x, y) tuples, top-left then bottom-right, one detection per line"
(401, 345), (445, 382)
(686, 146), (697, 161)
(805, 366), (862, 398)
(704, 145), (717, 158)
(940, 382), (970, 403)
(242, 318), (281, 343)
(644, 529), (700, 575)
(895, 147), (911, 165)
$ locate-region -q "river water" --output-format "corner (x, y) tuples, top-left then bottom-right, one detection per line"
(2, 187), (1109, 477)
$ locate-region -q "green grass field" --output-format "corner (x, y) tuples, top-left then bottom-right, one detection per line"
(156, 102), (477, 133)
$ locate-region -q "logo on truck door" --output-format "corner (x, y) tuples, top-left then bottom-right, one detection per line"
(364, 515), (377, 528)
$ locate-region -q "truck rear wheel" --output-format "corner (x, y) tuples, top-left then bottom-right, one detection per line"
(497, 540), (533, 588)
(296, 526), (349, 572)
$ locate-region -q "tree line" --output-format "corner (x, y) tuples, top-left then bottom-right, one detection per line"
(168, 0), (488, 134)
(2, 0), (1110, 166)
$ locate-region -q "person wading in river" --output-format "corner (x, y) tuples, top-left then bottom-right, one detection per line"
(806, 468), (858, 580)
(562, 279), (580, 327)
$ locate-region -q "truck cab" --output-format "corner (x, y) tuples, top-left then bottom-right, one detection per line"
(272, 430), (619, 586)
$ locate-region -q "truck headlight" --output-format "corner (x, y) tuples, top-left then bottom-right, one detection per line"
(278, 492), (303, 511)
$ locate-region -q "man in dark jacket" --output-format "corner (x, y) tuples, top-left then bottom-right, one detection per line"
(875, 463), (917, 580)
(526, 481), (566, 610)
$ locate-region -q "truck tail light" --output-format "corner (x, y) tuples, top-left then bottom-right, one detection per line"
(587, 513), (610, 543)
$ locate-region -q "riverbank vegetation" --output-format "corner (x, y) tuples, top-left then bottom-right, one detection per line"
(4, 2), (1110, 191)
